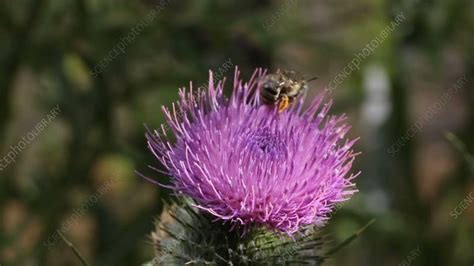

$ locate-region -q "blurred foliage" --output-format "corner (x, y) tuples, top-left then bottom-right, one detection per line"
(0, 0), (473, 265)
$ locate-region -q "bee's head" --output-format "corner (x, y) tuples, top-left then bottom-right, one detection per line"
(262, 77), (281, 92)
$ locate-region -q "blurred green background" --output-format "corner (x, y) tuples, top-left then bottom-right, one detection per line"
(1, 0), (473, 265)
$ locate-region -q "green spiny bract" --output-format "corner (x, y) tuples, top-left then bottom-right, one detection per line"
(145, 199), (327, 266)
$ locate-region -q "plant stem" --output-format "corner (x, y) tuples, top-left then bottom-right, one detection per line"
(325, 218), (376, 256)
(58, 231), (90, 266)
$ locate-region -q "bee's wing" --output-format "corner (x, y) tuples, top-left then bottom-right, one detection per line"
(282, 70), (299, 80)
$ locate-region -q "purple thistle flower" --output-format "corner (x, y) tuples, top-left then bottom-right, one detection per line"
(146, 68), (359, 235)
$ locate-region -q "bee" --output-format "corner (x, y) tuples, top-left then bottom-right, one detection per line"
(260, 69), (317, 112)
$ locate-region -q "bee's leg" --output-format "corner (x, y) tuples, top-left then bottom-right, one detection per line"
(278, 95), (290, 113)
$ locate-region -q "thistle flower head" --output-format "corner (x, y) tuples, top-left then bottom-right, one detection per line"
(147, 68), (359, 234)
